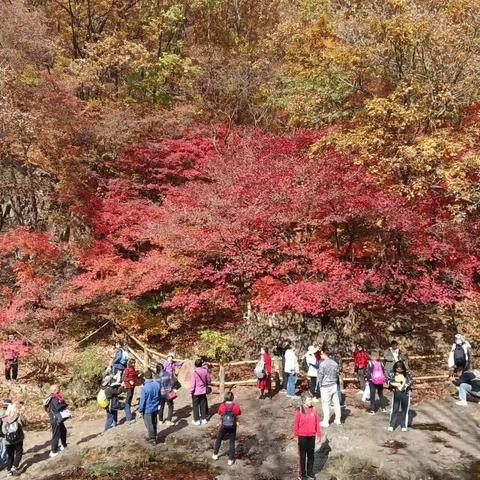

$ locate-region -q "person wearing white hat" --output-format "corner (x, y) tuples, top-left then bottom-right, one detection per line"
(304, 346), (320, 402)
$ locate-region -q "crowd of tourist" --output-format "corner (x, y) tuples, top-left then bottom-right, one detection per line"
(0, 332), (476, 478)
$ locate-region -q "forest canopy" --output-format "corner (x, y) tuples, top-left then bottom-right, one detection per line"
(0, 0), (479, 347)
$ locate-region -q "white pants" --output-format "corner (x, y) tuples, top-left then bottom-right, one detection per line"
(320, 384), (341, 424)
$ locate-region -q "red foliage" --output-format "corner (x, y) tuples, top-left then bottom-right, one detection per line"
(0, 127), (478, 331)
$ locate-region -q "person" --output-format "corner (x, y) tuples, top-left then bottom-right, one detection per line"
(448, 334), (472, 372)
(353, 344), (368, 393)
(294, 392), (321, 480)
(163, 353), (184, 380)
(317, 349), (341, 427)
(103, 375), (125, 431)
(285, 344), (299, 399)
(2, 401), (25, 476)
(304, 346), (319, 401)
(155, 363), (175, 425)
(387, 360), (413, 432)
(256, 347), (272, 400)
(43, 385), (69, 457)
(274, 340), (290, 393)
(138, 370), (161, 444)
(3, 335), (19, 382)
(366, 351), (387, 415)
(452, 368), (480, 406)
(0, 400), (12, 468)
(111, 342), (129, 377)
(212, 391), (241, 466)
(190, 358), (211, 425)
(123, 358), (137, 424)
(383, 341), (408, 374)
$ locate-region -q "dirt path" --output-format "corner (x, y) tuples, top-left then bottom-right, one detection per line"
(15, 387), (480, 480)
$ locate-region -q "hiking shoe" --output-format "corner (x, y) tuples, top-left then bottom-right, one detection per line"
(387, 426), (394, 432)
(60, 444), (67, 452)
(401, 427), (408, 432)
(320, 422), (329, 428)
(334, 420), (341, 425)
(201, 419), (208, 425)
(192, 420), (201, 425)
(381, 408), (387, 413)
(228, 460), (234, 466)
(49, 451), (59, 458)
(212, 454), (219, 461)
(369, 411), (375, 416)
(456, 400), (468, 407)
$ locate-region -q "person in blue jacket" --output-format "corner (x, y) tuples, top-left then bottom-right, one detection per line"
(138, 370), (161, 444)
(111, 342), (129, 378)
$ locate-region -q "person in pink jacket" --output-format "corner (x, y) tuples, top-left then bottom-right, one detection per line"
(294, 392), (321, 480)
(190, 358), (212, 425)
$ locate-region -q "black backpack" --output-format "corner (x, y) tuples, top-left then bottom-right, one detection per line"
(301, 357), (309, 373)
(221, 404), (236, 429)
(454, 344), (467, 366)
(5, 420), (24, 444)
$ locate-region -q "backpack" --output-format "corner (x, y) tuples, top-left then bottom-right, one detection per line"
(120, 348), (129, 366)
(221, 404), (236, 429)
(453, 344), (466, 367)
(97, 388), (109, 409)
(254, 359), (265, 379)
(301, 357), (309, 373)
(5, 420), (23, 444)
(370, 361), (385, 385)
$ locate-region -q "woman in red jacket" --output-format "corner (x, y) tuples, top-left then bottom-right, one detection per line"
(123, 359), (137, 424)
(256, 347), (272, 400)
(294, 392), (321, 480)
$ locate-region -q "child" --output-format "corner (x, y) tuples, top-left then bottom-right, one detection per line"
(388, 360), (413, 432)
(212, 392), (241, 466)
(294, 392), (321, 480)
(366, 351), (387, 415)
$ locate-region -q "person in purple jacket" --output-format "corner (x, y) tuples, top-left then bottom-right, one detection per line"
(163, 353), (184, 380)
(190, 358), (211, 425)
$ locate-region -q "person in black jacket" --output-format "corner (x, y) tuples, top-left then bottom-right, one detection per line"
(453, 368), (480, 406)
(103, 376), (125, 431)
(43, 385), (69, 457)
(387, 361), (413, 432)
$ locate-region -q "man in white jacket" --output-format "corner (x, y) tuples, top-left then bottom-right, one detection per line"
(284, 344), (299, 398)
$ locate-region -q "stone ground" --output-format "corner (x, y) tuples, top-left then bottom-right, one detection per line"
(12, 384), (480, 480)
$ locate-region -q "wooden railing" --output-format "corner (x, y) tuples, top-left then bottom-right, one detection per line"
(120, 329), (450, 397)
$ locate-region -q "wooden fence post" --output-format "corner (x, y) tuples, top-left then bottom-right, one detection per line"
(219, 364), (225, 397)
(144, 345), (149, 368)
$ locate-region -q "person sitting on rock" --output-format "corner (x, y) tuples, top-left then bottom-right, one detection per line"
(212, 391), (241, 466)
(452, 368), (480, 407)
